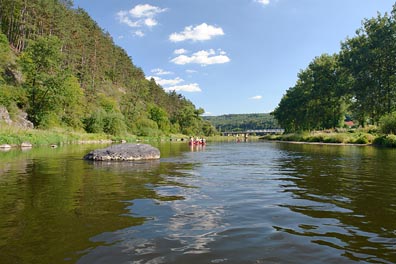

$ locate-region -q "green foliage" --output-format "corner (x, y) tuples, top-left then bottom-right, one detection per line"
(84, 109), (126, 135)
(0, 32), (12, 82)
(84, 108), (106, 134)
(149, 105), (171, 133)
(59, 76), (85, 129)
(265, 131), (374, 145)
(373, 134), (396, 147)
(379, 112), (396, 134)
(274, 4), (396, 133)
(273, 54), (347, 132)
(103, 112), (127, 136)
(204, 113), (278, 132)
(135, 118), (160, 137)
(19, 36), (64, 127)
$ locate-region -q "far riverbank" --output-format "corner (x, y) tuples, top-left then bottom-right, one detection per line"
(261, 130), (396, 148)
(0, 124), (188, 150)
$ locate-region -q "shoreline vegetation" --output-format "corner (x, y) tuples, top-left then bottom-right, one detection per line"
(4, 123), (395, 150)
(0, 124), (188, 149)
(261, 128), (396, 148)
(3, 123), (396, 150)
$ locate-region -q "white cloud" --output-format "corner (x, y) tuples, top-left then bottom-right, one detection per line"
(256, 0), (270, 5)
(117, 4), (167, 35)
(164, 83), (202, 92)
(174, 48), (188, 55)
(151, 68), (173, 75)
(146, 76), (184, 86)
(169, 23), (224, 42)
(250, 95), (263, 100)
(186, 69), (198, 74)
(171, 49), (230, 66)
(117, 11), (140, 27)
(129, 4), (167, 18)
(144, 18), (158, 27)
(134, 30), (145, 37)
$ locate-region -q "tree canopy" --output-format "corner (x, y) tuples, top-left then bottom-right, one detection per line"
(204, 113), (280, 132)
(273, 4), (396, 132)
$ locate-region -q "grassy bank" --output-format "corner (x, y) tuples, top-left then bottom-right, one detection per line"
(261, 130), (376, 145)
(0, 125), (112, 146)
(261, 128), (396, 147)
(0, 125), (188, 147)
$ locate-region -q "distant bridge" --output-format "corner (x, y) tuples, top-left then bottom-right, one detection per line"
(221, 129), (285, 136)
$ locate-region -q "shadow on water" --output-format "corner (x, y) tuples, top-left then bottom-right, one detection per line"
(274, 143), (396, 263)
(0, 143), (196, 264)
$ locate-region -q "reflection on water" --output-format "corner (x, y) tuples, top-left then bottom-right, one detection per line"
(275, 144), (396, 263)
(1, 142), (396, 263)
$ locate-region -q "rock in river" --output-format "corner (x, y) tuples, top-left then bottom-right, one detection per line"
(83, 143), (160, 161)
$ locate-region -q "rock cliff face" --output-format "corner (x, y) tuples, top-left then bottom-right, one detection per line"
(0, 106), (12, 125)
(0, 106), (34, 128)
(83, 143), (160, 161)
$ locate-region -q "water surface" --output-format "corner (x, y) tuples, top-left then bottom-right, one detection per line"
(0, 142), (395, 263)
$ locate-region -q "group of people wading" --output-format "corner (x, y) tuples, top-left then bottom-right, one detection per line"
(189, 137), (206, 146)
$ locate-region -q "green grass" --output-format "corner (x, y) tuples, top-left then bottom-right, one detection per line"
(373, 134), (396, 147)
(0, 125), (112, 146)
(0, 124), (194, 146)
(261, 130), (376, 145)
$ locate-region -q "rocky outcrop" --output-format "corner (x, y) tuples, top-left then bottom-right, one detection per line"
(0, 106), (34, 128)
(15, 111), (34, 128)
(83, 143), (160, 161)
(0, 106), (12, 125)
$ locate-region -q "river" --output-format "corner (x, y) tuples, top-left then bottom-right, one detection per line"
(0, 141), (395, 263)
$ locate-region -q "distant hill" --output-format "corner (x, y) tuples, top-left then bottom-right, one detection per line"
(204, 113), (280, 132)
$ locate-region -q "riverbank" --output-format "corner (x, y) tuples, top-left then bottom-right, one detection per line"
(0, 125), (187, 149)
(261, 130), (396, 148)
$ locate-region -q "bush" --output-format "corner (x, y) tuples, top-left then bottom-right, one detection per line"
(84, 109), (106, 133)
(348, 133), (374, 144)
(37, 112), (61, 129)
(379, 112), (396, 134)
(135, 118), (161, 136)
(103, 112), (127, 136)
(373, 134), (396, 147)
(323, 134), (347, 143)
(84, 109), (127, 136)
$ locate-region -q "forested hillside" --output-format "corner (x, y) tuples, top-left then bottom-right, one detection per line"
(0, 0), (215, 136)
(273, 4), (396, 133)
(204, 113), (280, 132)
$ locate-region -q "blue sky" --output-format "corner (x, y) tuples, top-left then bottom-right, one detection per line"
(73, 0), (395, 116)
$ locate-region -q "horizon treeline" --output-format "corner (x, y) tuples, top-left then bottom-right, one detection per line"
(204, 113), (280, 132)
(0, 0), (216, 136)
(273, 4), (396, 133)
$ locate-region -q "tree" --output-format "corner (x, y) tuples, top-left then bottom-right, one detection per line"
(340, 7), (396, 125)
(273, 54), (347, 132)
(19, 35), (64, 127)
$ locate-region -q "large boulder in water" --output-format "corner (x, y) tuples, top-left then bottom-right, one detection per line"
(83, 143), (160, 161)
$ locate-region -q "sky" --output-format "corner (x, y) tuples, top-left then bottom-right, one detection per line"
(73, 0), (396, 116)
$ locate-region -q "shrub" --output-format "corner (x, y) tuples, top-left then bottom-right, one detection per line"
(84, 109), (106, 133)
(103, 112), (127, 136)
(135, 118), (161, 136)
(373, 134), (396, 147)
(379, 112), (396, 134)
(349, 133), (374, 144)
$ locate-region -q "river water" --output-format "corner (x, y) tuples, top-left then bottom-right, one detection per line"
(0, 141), (395, 264)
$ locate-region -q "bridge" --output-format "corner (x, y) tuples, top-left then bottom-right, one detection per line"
(221, 129), (285, 136)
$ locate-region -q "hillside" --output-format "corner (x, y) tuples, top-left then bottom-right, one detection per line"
(204, 113), (280, 132)
(0, 0), (214, 137)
